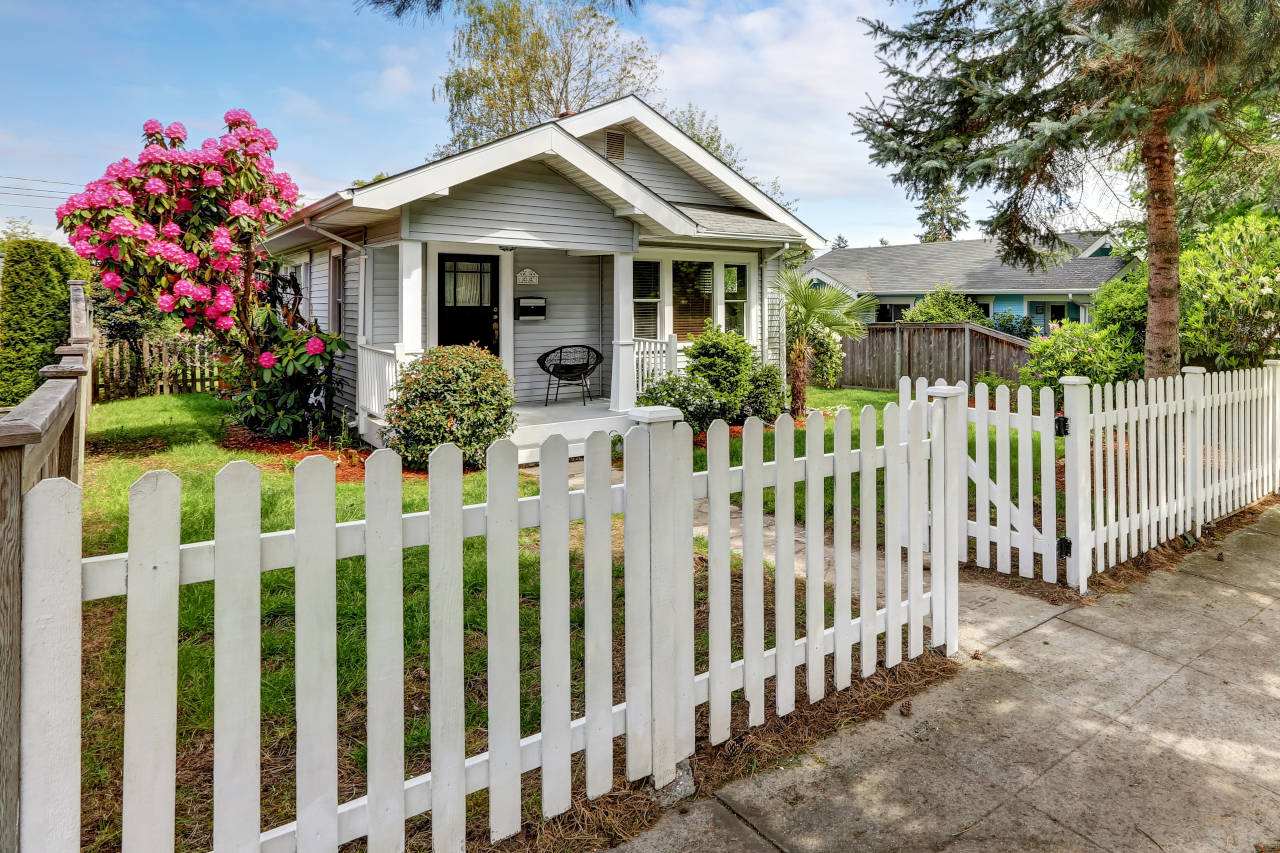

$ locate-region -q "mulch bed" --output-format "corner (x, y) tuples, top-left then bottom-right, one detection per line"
(218, 425), (431, 484)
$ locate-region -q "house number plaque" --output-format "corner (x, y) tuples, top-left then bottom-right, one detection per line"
(516, 267), (539, 286)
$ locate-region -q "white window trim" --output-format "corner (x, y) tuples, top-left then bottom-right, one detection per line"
(633, 247), (760, 347)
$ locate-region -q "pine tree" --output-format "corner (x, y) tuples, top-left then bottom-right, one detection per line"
(829, 234), (850, 249)
(854, 0), (1280, 376)
(915, 182), (969, 242)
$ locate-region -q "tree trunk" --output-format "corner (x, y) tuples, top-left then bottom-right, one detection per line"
(789, 345), (809, 417)
(1142, 126), (1181, 377)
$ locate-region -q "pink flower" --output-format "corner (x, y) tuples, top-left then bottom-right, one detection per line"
(228, 198), (255, 218)
(203, 170), (224, 187)
(224, 108), (254, 127)
(182, 315), (197, 329)
(259, 196), (280, 214)
(164, 122), (187, 142)
(258, 351), (277, 369)
(203, 305), (221, 319)
(72, 240), (94, 258)
(190, 284), (211, 302)
(176, 197), (194, 213)
(157, 293), (177, 312)
(246, 141), (266, 157)
(102, 271), (123, 290)
(215, 314), (235, 331)
(161, 222), (181, 238)
(173, 279), (194, 297)
(144, 177), (167, 195)
(105, 158), (141, 181)
(305, 336), (325, 356)
(135, 222), (157, 242)
(138, 143), (168, 165)
(107, 215), (137, 237)
(143, 118), (163, 135)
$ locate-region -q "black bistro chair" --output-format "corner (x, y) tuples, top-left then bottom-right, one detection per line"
(537, 345), (604, 405)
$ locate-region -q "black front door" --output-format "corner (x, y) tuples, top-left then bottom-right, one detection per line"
(438, 254), (499, 353)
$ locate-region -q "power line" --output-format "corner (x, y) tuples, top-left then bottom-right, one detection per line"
(0, 203), (59, 211)
(0, 191), (70, 200)
(0, 187), (67, 198)
(0, 175), (83, 187)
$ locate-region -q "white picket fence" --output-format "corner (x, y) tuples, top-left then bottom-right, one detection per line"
(900, 362), (1280, 592)
(18, 397), (965, 852)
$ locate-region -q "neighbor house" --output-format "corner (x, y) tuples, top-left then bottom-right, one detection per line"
(803, 232), (1130, 332)
(263, 96), (822, 460)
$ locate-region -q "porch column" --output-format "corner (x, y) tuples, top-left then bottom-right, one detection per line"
(498, 248), (515, 377)
(398, 240), (423, 356)
(611, 252), (636, 411)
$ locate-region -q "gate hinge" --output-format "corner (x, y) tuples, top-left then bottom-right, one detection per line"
(1056, 536), (1072, 559)
(1054, 415), (1070, 437)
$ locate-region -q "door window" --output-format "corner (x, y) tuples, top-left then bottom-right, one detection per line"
(443, 259), (492, 306)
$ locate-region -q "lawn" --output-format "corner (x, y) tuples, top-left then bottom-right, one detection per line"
(78, 393), (822, 851)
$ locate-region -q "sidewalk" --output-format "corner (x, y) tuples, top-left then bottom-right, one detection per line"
(614, 509), (1280, 853)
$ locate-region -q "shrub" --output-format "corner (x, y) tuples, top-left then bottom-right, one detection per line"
(900, 284), (990, 325)
(382, 345), (515, 469)
(989, 310), (1039, 340)
(972, 369), (1016, 391)
(685, 319), (755, 411)
(636, 372), (733, 434)
(1092, 265), (1151, 353)
(1018, 321), (1142, 404)
(741, 361), (785, 422)
(232, 313), (347, 438)
(807, 329), (844, 388)
(0, 239), (83, 406)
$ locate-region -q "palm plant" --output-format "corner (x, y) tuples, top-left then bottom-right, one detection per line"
(778, 267), (877, 416)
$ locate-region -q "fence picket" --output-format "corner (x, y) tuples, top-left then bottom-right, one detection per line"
(485, 440), (522, 835)
(882, 403), (904, 669)
(646, 421), (677, 788)
(671, 422), (696, 760)
(583, 431), (616, 798)
(857, 407), (877, 679)
(19, 479), (81, 853)
(741, 418), (766, 725)
(994, 385), (1011, 574)
(832, 408), (854, 689)
(773, 414), (797, 716)
(1037, 387), (1056, 582)
(293, 456), (338, 853)
(929, 396), (949, 646)
(1016, 385), (1034, 578)
(974, 383), (991, 568)
(1105, 383), (1119, 566)
(428, 445), (466, 853)
(805, 411), (826, 703)
(704, 420), (731, 743)
(1093, 383), (1107, 566)
(1125, 381), (1140, 558)
(539, 435), (573, 811)
(213, 462), (262, 851)
(907, 401), (926, 659)
(122, 471), (181, 852)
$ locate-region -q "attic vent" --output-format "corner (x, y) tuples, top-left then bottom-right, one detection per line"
(605, 130), (625, 161)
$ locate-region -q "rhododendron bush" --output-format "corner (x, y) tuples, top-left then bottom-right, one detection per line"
(58, 110), (347, 436)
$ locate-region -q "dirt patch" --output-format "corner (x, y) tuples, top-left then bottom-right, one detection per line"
(218, 425), (432, 484)
(958, 564), (1087, 607)
(84, 435), (171, 457)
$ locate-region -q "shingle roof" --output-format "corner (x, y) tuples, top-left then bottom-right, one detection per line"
(803, 233), (1128, 295)
(673, 203), (804, 239)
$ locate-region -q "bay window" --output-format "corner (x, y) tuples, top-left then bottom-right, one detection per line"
(630, 252), (756, 344)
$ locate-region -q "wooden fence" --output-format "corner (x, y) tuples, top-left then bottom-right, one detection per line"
(0, 281), (93, 852)
(12, 398), (965, 851)
(842, 322), (1031, 390)
(94, 335), (219, 401)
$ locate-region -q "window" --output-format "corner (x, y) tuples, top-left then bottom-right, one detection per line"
(330, 251), (344, 334)
(672, 261), (713, 341)
(442, 259), (491, 306)
(632, 260), (660, 338)
(724, 263), (748, 336)
(875, 302), (911, 322)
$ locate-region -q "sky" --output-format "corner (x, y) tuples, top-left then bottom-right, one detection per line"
(0, 0), (1000, 248)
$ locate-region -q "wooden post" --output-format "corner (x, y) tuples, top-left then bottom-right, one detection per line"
(894, 322), (902, 381)
(0, 444), (22, 852)
(1062, 376), (1093, 592)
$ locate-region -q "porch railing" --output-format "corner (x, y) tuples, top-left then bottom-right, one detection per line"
(357, 345), (398, 420)
(634, 335), (678, 397)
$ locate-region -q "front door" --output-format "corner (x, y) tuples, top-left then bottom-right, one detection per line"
(1049, 303), (1067, 324)
(438, 254), (498, 353)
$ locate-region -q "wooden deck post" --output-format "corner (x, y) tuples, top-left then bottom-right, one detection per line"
(0, 444), (23, 852)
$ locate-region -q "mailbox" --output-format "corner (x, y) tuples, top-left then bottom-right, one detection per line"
(516, 296), (547, 321)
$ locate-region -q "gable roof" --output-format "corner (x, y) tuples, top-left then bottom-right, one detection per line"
(555, 96), (824, 249)
(803, 233), (1129, 296)
(267, 95), (821, 252)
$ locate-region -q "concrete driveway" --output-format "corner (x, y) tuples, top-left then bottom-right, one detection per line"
(614, 509), (1280, 852)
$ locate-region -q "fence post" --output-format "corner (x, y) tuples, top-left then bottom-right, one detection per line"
(1061, 377), (1093, 592)
(628, 405), (684, 788)
(1182, 367), (1206, 538)
(1266, 360), (1280, 496)
(0, 444), (21, 852)
(665, 334), (678, 374)
(927, 385), (965, 656)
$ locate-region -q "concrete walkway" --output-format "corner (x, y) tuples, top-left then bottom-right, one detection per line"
(614, 509), (1280, 853)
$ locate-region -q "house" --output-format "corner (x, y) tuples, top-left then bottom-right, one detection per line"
(803, 232), (1130, 332)
(263, 96), (822, 461)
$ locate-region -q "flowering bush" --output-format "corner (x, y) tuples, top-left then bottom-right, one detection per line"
(1018, 321), (1142, 405)
(57, 110), (347, 436)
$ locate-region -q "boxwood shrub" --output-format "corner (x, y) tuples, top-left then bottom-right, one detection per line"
(382, 345), (516, 469)
(0, 239), (82, 406)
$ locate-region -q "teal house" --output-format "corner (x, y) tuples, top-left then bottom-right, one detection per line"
(803, 232), (1129, 334)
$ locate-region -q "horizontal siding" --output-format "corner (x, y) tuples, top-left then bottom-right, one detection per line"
(582, 129), (728, 207)
(333, 252), (359, 417)
(405, 162), (634, 252)
(511, 249), (611, 404)
(369, 246), (400, 345)
(764, 254), (785, 370)
(308, 253), (329, 331)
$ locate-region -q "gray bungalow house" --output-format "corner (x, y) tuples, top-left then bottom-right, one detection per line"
(263, 96), (822, 460)
(803, 233), (1130, 331)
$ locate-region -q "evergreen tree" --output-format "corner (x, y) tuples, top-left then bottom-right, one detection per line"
(854, 0), (1280, 376)
(915, 182), (969, 242)
(829, 233), (850, 249)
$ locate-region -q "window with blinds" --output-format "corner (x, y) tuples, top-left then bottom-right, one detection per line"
(632, 260), (660, 338)
(672, 261), (713, 341)
(724, 263), (747, 336)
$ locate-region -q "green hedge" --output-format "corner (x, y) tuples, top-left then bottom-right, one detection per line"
(0, 240), (81, 406)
